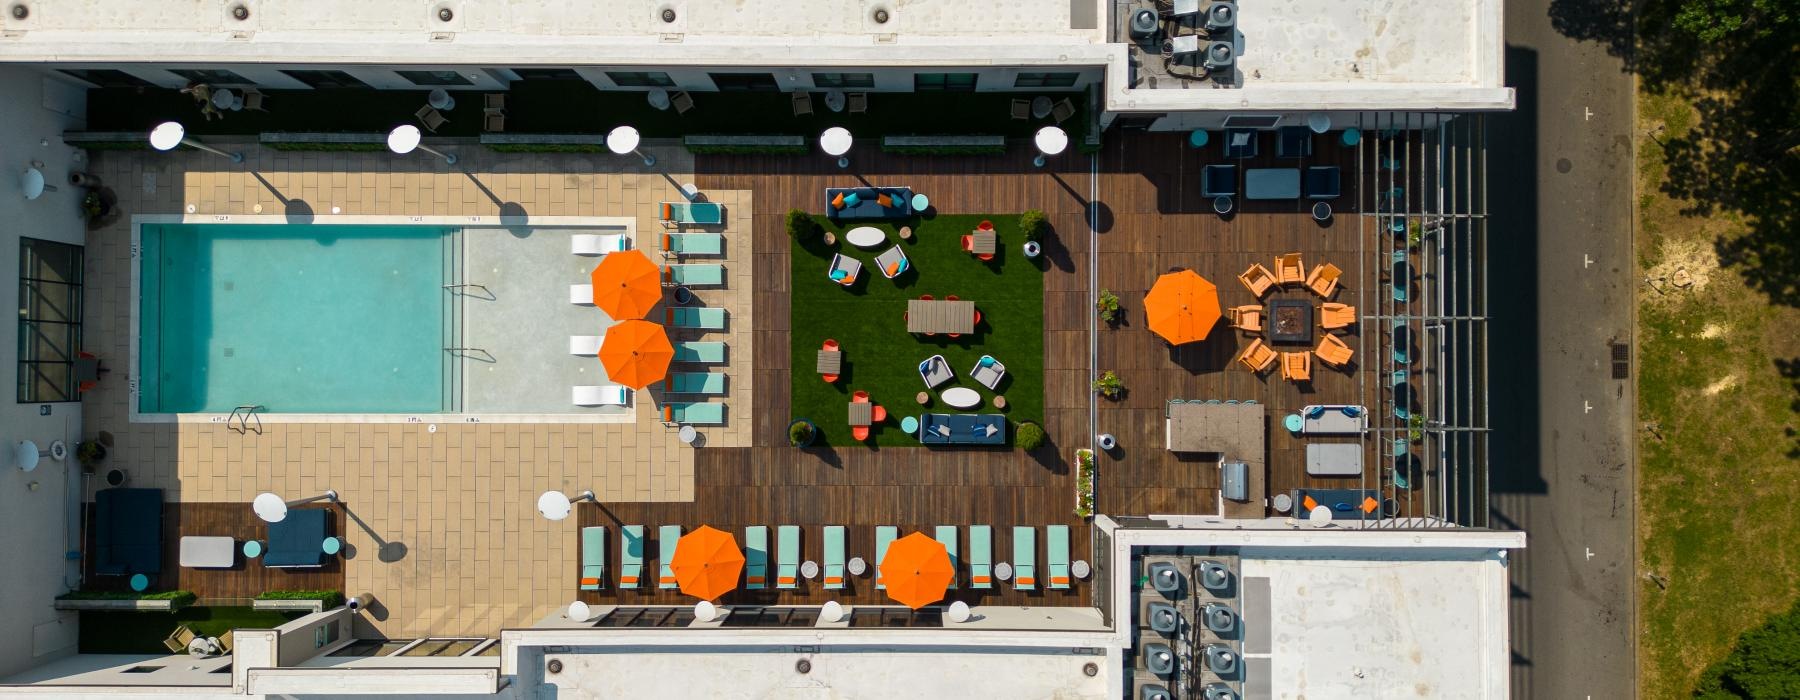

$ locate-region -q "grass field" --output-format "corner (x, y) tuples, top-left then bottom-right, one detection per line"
(788, 213), (1045, 447)
(78, 607), (305, 654)
(1636, 89), (1800, 698)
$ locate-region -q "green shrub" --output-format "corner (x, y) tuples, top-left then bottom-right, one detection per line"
(1096, 289), (1121, 324)
(788, 421), (815, 447)
(1015, 421), (1047, 451)
(785, 209), (817, 240)
(1019, 209), (1048, 241)
(1092, 370), (1124, 399)
(485, 143), (612, 154)
(1696, 602), (1800, 699)
(58, 590), (197, 606)
(256, 590), (346, 608)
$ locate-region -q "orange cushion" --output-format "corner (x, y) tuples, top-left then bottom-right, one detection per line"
(973, 575), (991, 584)
(661, 203), (672, 219)
(580, 577), (600, 586)
(748, 576), (765, 584)
(663, 233), (672, 250)
(779, 576), (796, 585)
(621, 575), (638, 583)
(1302, 495), (1318, 511)
(826, 576), (842, 585)
(1361, 497), (1379, 513)
(877, 194), (893, 208)
(1018, 577), (1035, 585)
(831, 193), (846, 209)
(1052, 576), (1070, 585)
(886, 262), (900, 276)
(663, 406), (673, 422)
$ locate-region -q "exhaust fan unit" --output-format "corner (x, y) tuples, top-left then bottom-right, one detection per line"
(1204, 603), (1236, 634)
(1203, 682), (1240, 700)
(1198, 561), (1231, 591)
(1204, 644), (1238, 675)
(1204, 2), (1236, 32)
(1144, 643), (1177, 676)
(1130, 9), (1159, 40)
(1204, 41), (1236, 70)
(1148, 602), (1181, 634)
(1149, 562), (1182, 594)
(1140, 684), (1173, 700)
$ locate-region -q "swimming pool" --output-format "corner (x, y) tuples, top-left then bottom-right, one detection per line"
(137, 223), (461, 414)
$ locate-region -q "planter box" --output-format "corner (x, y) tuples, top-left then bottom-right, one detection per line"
(480, 133), (608, 146)
(1073, 448), (1096, 519)
(54, 599), (177, 612)
(882, 135), (1006, 148)
(260, 132), (387, 145)
(683, 134), (805, 148)
(253, 599), (327, 613)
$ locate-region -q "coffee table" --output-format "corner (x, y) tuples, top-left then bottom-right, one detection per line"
(845, 226), (886, 249)
(941, 387), (981, 409)
(1265, 299), (1315, 345)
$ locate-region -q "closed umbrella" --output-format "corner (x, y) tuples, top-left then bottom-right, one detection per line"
(880, 532), (955, 609)
(1143, 270), (1222, 345)
(588, 249), (663, 320)
(670, 525), (745, 601)
(598, 319), (674, 390)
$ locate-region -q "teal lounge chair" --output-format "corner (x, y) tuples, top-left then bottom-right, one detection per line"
(935, 526), (959, 589)
(667, 307), (727, 330)
(969, 526), (993, 589)
(1013, 526), (1037, 590)
(580, 526), (606, 591)
(661, 201), (724, 227)
(620, 526), (645, 589)
(663, 232), (723, 257)
(1047, 525), (1071, 589)
(662, 401), (725, 425)
(674, 341), (727, 363)
(664, 264), (725, 287)
(658, 525), (681, 589)
(823, 526), (846, 589)
(777, 526), (800, 589)
(745, 526), (769, 590)
(668, 372), (726, 395)
(874, 526), (897, 590)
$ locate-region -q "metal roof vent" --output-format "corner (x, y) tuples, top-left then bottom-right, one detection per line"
(1144, 643), (1176, 676)
(1203, 644), (1237, 675)
(1140, 684), (1172, 700)
(1204, 2), (1236, 32)
(1148, 602), (1180, 634)
(1149, 562), (1181, 594)
(1204, 41), (1236, 70)
(1198, 561), (1231, 591)
(661, 7), (676, 22)
(1203, 603), (1236, 634)
(1129, 9), (1159, 40)
(9, 3), (26, 20)
(1203, 682), (1240, 700)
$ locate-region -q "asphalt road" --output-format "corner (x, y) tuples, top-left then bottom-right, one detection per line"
(1485, 0), (1638, 697)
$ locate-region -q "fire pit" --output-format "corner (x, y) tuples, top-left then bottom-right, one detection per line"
(1265, 299), (1314, 344)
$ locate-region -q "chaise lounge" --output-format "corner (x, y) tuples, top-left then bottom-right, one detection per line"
(660, 201), (725, 228)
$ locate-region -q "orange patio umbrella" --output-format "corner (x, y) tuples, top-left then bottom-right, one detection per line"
(1144, 269), (1222, 345)
(589, 249), (663, 320)
(670, 525), (746, 601)
(598, 319), (674, 390)
(880, 532), (956, 610)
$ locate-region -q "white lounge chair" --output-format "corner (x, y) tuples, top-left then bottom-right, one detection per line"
(918, 354), (954, 389)
(569, 335), (603, 356)
(570, 284), (593, 305)
(571, 233), (629, 256)
(573, 385), (631, 407)
(969, 355), (1007, 390)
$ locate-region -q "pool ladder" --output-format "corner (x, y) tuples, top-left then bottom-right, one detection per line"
(227, 405), (264, 435)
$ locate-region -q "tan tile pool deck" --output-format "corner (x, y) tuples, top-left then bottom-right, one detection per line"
(80, 143), (750, 636)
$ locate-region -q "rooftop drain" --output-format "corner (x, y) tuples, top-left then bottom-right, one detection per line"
(872, 7), (890, 23)
(437, 7), (453, 21)
(545, 659), (563, 674)
(230, 3), (248, 20)
(10, 3), (26, 19)
(794, 659), (812, 674)
(661, 8), (676, 23)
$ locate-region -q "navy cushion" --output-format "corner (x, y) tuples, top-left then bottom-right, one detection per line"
(265, 508), (328, 568)
(94, 488), (164, 576)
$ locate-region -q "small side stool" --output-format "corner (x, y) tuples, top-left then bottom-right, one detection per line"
(242, 540), (263, 559)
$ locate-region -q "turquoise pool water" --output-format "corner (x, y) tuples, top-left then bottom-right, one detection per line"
(139, 223), (460, 413)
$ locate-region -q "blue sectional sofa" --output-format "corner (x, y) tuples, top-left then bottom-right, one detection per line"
(825, 186), (914, 221)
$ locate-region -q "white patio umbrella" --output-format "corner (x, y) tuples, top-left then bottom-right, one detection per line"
(607, 126), (655, 166)
(820, 127), (853, 169)
(149, 122), (244, 163)
(1033, 126), (1069, 168)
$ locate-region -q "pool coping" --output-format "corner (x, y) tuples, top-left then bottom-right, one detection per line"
(129, 213), (653, 425)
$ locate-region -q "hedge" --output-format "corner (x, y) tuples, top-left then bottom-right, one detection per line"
(266, 142), (389, 152)
(486, 143), (612, 154)
(685, 144), (809, 155)
(58, 590), (197, 606)
(256, 590), (346, 608)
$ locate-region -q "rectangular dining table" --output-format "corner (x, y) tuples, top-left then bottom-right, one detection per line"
(906, 299), (976, 335)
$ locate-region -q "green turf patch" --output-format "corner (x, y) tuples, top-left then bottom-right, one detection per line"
(789, 213), (1044, 447)
(78, 607), (306, 654)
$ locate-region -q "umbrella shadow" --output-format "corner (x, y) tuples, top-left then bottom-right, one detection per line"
(339, 499), (409, 563)
(463, 173), (531, 236)
(250, 171), (315, 225)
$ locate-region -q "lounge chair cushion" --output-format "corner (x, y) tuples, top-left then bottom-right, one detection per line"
(94, 488), (165, 575)
(830, 269), (848, 281)
(844, 192), (861, 206)
(265, 508), (328, 568)
(661, 203), (673, 220)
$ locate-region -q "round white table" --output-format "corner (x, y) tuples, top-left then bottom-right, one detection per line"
(22, 168), (50, 200)
(211, 89), (238, 110)
(844, 226), (886, 249)
(537, 491), (575, 521)
(801, 560), (819, 579)
(647, 89), (671, 111)
(1072, 560), (1091, 579)
(847, 556), (867, 576)
(1031, 96), (1053, 119)
(428, 89), (456, 111)
(187, 637), (222, 657)
(567, 600), (592, 622)
(824, 90), (847, 113)
(947, 600), (972, 623)
(994, 562), (1013, 581)
(252, 492), (290, 523)
(679, 426), (699, 445)
(940, 386), (982, 410)
(15, 440), (40, 472)
(1306, 112), (1331, 134)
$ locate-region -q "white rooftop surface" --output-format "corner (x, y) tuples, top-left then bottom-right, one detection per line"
(1237, 0), (1485, 85)
(1243, 546), (1511, 699)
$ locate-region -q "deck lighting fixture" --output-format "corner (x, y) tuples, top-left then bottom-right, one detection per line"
(253, 490), (338, 523)
(820, 127), (853, 169)
(1033, 126), (1068, 168)
(606, 126), (655, 166)
(387, 124), (457, 165)
(149, 122), (243, 163)
(537, 489), (596, 521)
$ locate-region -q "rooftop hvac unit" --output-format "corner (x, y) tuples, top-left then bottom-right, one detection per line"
(1144, 642), (1178, 676)
(1148, 562), (1183, 595)
(1148, 602), (1182, 634)
(1198, 561), (1231, 592)
(1203, 682), (1240, 700)
(1130, 9), (1160, 40)
(1203, 603), (1236, 634)
(1140, 684), (1173, 700)
(1203, 644), (1238, 676)
(1204, 2), (1236, 32)
(1204, 41), (1235, 70)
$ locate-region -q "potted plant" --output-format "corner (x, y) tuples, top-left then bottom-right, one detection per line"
(1015, 420), (1046, 451)
(785, 208), (817, 241)
(1092, 370), (1124, 400)
(1096, 290), (1121, 325)
(1019, 209), (1047, 259)
(80, 190), (106, 223)
(75, 440), (107, 473)
(787, 419), (817, 448)
(1407, 413), (1426, 443)
(1406, 218), (1424, 250)
(1072, 448), (1096, 519)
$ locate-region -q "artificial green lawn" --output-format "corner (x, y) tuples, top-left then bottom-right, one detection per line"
(789, 214), (1044, 448)
(78, 607), (305, 654)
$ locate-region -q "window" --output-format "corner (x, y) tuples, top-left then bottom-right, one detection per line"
(511, 68), (583, 81)
(708, 73), (779, 92)
(1013, 72), (1080, 88)
(18, 238), (83, 404)
(280, 69), (371, 89)
(169, 69), (252, 86)
(605, 71), (675, 88)
(1222, 114), (1283, 129)
(914, 73), (978, 91)
(811, 72), (875, 89)
(395, 70), (473, 86)
(56, 69), (152, 88)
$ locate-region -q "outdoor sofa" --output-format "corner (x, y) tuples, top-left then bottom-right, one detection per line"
(825, 186), (914, 221)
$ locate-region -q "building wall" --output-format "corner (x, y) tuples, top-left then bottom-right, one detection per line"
(0, 66), (88, 679)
